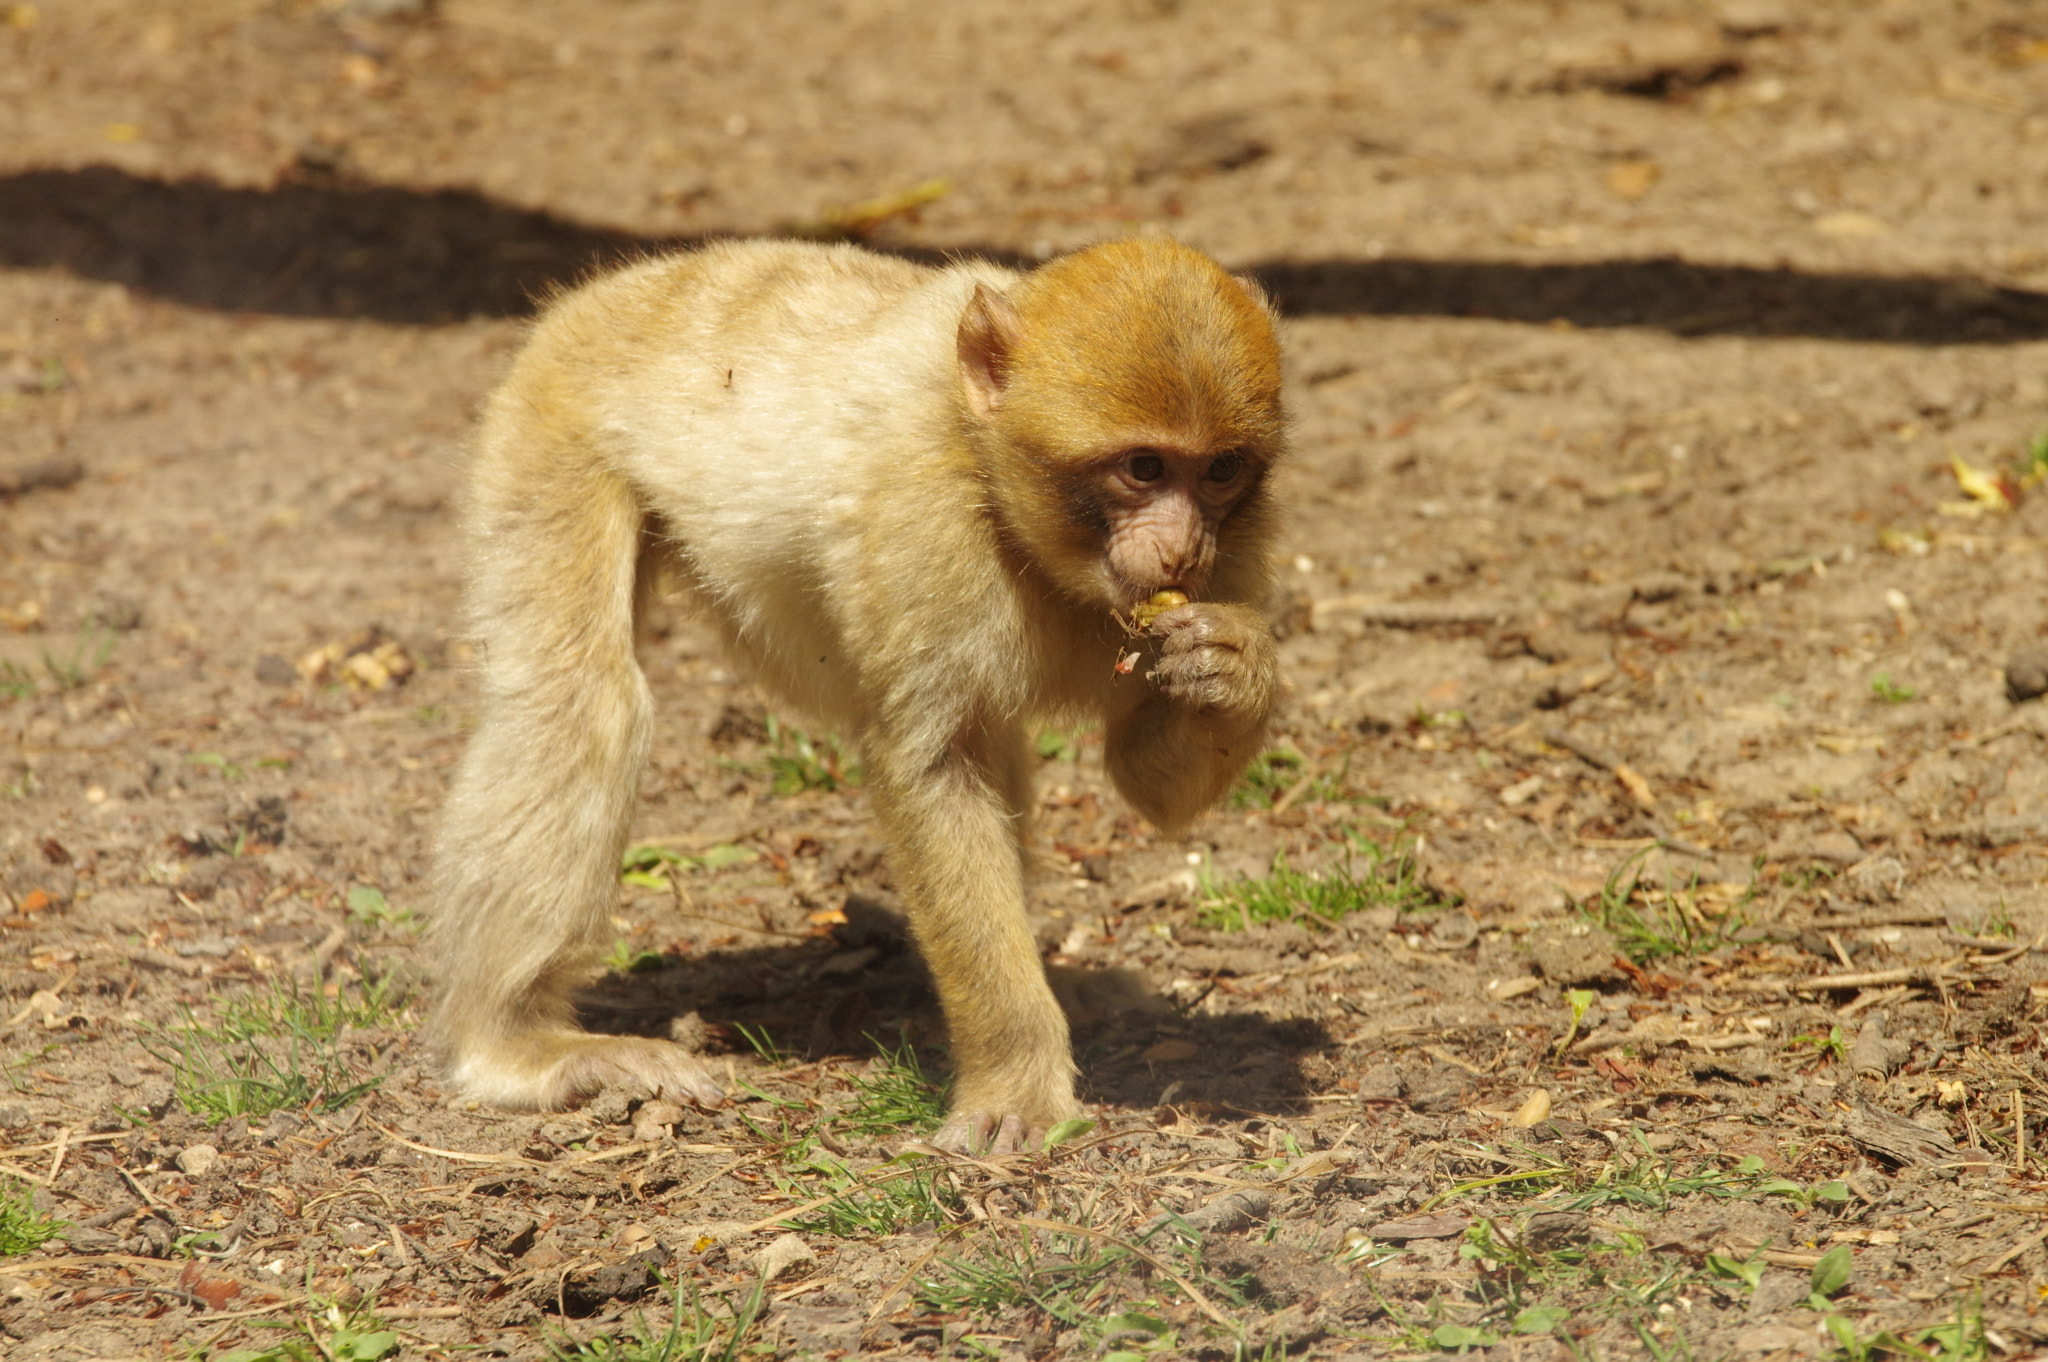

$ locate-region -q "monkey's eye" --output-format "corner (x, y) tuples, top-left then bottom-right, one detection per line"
(1126, 451), (1167, 483)
(1206, 452), (1246, 483)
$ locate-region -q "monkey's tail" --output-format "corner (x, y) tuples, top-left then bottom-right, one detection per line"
(426, 398), (654, 1059)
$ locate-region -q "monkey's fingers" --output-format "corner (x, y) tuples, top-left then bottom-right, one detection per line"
(1141, 601), (1207, 640)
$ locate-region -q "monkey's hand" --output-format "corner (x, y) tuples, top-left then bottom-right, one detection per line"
(1145, 601), (1278, 731)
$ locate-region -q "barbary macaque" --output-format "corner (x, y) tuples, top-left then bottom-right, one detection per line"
(428, 236), (1286, 1150)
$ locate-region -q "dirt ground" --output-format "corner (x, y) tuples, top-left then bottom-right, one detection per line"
(7, 1), (2048, 1358)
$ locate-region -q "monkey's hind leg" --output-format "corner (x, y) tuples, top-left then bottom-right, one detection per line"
(425, 417), (723, 1112)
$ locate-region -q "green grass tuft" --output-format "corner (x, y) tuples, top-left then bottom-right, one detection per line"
(0, 1179), (63, 1256)
(212, 1295), (399, 1362)
(1228, 746), (1351, 810)
(143, 974), (402, 1124)
(1196, 830), (1436, 931)
(546, 1275), (768, 1362)
(762, 715), (861, 795)
(1576, 846), (1751, 964)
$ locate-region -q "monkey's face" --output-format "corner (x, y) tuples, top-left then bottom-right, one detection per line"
(1086, 444), (1260, 604)
(956, 238), (1286, 612)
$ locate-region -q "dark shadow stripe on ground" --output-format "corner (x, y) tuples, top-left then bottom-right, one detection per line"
(5, 166), (2045, 344)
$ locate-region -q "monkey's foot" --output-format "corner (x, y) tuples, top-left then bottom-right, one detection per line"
(931, 1110), (1042, 1156)
(446, 1030), (726, 1111)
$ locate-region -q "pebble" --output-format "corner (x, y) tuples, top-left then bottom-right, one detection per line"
(2006, 648), (2048, 704)
(176, 1143), (220, 1177)
(753, 1232), (816, 1283)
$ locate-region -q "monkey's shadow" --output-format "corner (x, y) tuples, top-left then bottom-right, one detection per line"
(570, 896), (1331, 1119)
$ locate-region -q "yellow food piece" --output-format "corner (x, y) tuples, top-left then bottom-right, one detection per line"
(1129, 589), (1190, 629)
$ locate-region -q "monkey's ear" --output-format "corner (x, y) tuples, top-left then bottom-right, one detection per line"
(957, 282), (1024, 420)
(1231, 272), (1273, 309)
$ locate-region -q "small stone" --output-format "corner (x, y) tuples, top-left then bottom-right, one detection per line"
(176, 1144), (220, 1177)
(2006, 648), (2048, 704)
(109, 1065), (142, 1088)
(1356, 1062), (1405, 1102)
(584, 1086), (641, 1126)
(631, 1099), (686, 1142)
(753, 1232), (816, 1283)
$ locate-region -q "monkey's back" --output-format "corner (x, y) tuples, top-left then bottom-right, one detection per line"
(474, 240), (1030, 737)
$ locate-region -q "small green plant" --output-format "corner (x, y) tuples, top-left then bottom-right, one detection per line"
(1442, 1217), (1703, 1352)
(731, 1022), (790, 1067)
(746, 1042), (961, 1238)
(1724, 1155), (1852, 1212)
(2020, 430), (2048, 488)
(918, 1231), (1130, 1327)
(0, 1179), (63, 1256)
(1435, 1146), (1849, 1217)
(546, 1274), (768, 1362)
(605, 939), (666, 973)
(761, 715), (861, 795)
(344, 884), (415, 932)
(0, 661), (34, 701)
(1556, 988), (1599, 1058)
(1909, 1288), (1991, 1362)
(1229, 746), (1350, 810)
(782, 1153), (966, 1238)
(620, 841), (754, 889)
(1577, 846), (1749, 963)
(1196, 829), (1436, 931)
(1092, 1308), (1178, 1360)
(1805, 1244), (1852, 1311)
(838, 1037), (948, 1138)
(1706, 1245), (1767, 1294)
(143, 976), (399, 1123)
(216, 1295), (399, 1362)
(40, 625), (115, 693)
(1791, 1024), (1850, 1064)
(190, 751), (247, 780)
(1870, 672), (1916, 704)
(1035, 726), (1091, 762)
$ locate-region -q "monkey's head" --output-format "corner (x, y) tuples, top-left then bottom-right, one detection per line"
(957, 238), (1286, 611)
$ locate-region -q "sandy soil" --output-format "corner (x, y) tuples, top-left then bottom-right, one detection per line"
(6, 1), (2048, 1358)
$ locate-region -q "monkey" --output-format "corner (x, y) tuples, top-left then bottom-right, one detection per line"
(427, 235), (1285, 1151)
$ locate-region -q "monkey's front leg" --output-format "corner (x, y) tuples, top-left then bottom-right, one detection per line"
(1107, 601), (1280, 835)
(868, 746), (1078, 1154)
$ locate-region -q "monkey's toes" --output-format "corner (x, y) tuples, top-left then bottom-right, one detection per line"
(930, 1110), (1037, 1156)
(552, 1035), (728, 1110)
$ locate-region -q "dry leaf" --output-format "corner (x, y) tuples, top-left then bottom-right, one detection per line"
(1949, 453), (2016, 510)
(178, 1260), (242, 1311)
(1509, 1089), (1553, 1126)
